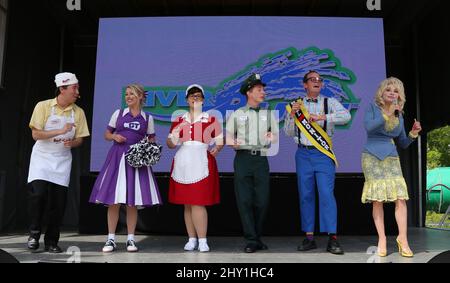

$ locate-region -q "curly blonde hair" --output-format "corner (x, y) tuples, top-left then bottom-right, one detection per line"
(126, 84), (147, 108)
(374, 77), (406, 111)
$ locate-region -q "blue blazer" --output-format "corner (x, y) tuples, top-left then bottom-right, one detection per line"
(363, 102), (414, 160)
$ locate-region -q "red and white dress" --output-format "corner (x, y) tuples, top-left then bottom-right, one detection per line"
(168, 112), (222, 205)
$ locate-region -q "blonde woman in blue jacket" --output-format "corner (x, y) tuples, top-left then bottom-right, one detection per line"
(361, 77), (422, 257)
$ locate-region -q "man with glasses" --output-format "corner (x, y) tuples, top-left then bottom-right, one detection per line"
(284, 70), (350, 254)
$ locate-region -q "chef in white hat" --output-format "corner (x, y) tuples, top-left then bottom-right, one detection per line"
(26, 72), (90, 253)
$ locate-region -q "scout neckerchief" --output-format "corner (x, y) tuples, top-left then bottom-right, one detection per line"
(285, 98), (338, 166)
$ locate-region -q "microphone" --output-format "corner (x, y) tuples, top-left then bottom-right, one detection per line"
(394, 100), (399, 117)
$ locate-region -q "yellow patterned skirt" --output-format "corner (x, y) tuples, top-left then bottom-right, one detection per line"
(361, 153), (409, 203)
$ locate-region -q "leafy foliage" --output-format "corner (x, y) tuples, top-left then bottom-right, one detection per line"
(427, 125), (450, 169)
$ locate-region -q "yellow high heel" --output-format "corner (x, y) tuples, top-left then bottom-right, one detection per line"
(396, 238), (414, 258)
(377, 240), (387, 257)
(377, 249), (387, 257)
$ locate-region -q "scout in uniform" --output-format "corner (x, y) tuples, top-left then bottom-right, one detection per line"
(27, 72), (90, 253)
(226, 73), (278, 253)
(284, 70), (350, 255)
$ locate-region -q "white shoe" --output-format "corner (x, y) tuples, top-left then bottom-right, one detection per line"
(126, 240), (139, 252)
(184, 240), (198, 251)
(198, 241), (210, 252)
(102, 239), (116, 253)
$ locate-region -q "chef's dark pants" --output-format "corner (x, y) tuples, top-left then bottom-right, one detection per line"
(28, 180), (67, 246)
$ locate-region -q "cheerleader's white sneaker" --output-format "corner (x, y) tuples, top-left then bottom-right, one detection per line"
(184, 239), (198, 251)
(102, 239), (116, 253)
(126, 240), (139, 252)
(198, 241), (210, 252)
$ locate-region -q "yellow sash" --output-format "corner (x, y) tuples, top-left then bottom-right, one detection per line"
(286, 100), (338, 166)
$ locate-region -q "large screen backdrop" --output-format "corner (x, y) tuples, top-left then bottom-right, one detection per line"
(91, 17), (386, 173)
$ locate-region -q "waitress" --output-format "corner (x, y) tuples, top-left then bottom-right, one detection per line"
(167, 84), (223, 252)
(27, 72), (90, 253)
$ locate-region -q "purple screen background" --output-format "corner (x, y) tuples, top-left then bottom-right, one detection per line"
(91, 17), (386, 173)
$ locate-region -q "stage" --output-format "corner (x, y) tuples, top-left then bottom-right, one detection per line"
(0, 228), (448, 263)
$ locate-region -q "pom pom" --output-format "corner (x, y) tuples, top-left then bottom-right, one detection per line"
(125, 137), (163, 168)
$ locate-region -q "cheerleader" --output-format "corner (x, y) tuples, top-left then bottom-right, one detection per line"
(167, 84), (223, 252)
(89, 84), (162, 253)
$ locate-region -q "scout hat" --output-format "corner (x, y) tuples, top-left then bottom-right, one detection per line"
(239, 73), (266, 95)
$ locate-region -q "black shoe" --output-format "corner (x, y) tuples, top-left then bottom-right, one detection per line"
(244, 243), (258, 253)
(44, 245), (63, 253)
(327, 239), (344, 255)
(27, 237), (39, 250)
(297, 238), (317, 251)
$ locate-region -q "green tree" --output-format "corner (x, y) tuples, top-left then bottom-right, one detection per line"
(427, 125), (450, 169)
(427, 150), (442, 169)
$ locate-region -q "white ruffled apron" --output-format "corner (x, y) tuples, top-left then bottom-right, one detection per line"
(171, 141), (209, 184)
(27, 107), (75, 187)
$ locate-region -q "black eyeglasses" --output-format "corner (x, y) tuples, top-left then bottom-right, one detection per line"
(305, 77), (324, 83)
(187, 94), (204, 99)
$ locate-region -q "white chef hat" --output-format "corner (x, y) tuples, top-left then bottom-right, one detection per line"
(54, 72), (79, 87)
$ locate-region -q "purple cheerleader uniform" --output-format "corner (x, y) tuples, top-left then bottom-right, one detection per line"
(89, 108), (162, 208)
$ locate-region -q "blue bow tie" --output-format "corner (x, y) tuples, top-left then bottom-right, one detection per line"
(306, 98), (318, 103)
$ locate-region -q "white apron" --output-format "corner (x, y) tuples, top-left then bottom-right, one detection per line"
(27, 107), (76, 187)
(171, 141), (209, 184)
